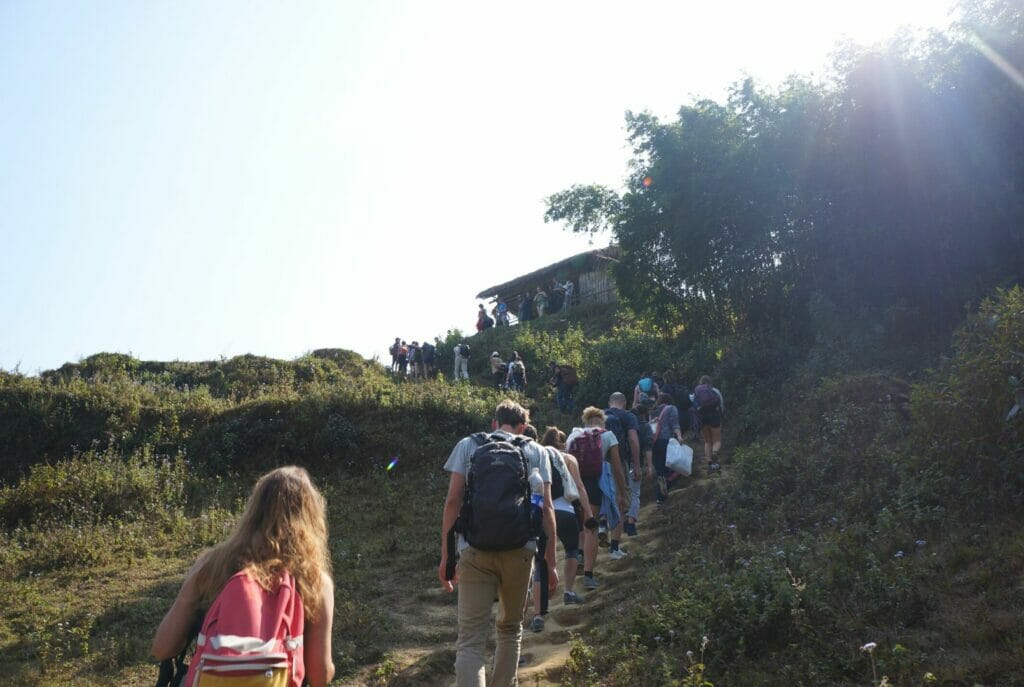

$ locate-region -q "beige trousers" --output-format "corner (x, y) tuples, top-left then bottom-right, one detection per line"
(455, 545), (534, 687)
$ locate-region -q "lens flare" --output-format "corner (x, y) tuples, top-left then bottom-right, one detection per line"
(387, 457), (399, 471)
(642, 176), (653, 188)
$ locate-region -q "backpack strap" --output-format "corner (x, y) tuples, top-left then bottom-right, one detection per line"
(653, 405), (671, 442)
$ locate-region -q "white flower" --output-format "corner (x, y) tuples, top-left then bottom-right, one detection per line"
(860, 642), (878, 653)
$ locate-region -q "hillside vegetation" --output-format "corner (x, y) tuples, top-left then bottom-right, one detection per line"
(1, 287), (1022, 685)
(3, 3), (1023, 684)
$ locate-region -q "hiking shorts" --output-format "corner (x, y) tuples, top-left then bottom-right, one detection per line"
(700, 409), (722, 429)
(582, 476), (602, 507)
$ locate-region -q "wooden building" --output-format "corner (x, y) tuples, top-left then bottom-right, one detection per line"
(475, 246), (618, 322)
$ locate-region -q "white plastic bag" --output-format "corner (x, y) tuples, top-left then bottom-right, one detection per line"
(665, 439), (693, 476)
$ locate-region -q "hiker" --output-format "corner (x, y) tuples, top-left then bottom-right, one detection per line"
(557, 279), (574, 312)
(633, 372), (660, 408)
(421, 340), (436, 378)
(650, 393), (685, 505)
(398, 341), (409, 376)
(660, 369), (693, 438)
(496, 299), (510, 326)
(694, 375), (725, 470)
(605, 392), (643, 537)
(507, 351), (527, 393)
(548, 361), (578, 414)
(453, 341), (470, 381)
(476, 304), (487, 332)
(566, 407), (629, 591)
(389, 337), (401, 372)
(548, 279), (563, 312)
(518, 292), (533, 323)
(632, 401), (656, 485)
(526, 426), (595, 631)
(534, 287), (549, 318)
(438, 400), (558, 687)
(490, 351), (507, 390)
(152, 466), (335, 687)
(408, 341), (421, 378)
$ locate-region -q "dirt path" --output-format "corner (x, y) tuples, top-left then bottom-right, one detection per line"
(344, 456), (715, 687)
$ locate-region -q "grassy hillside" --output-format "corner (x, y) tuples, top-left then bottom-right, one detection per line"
(1, 288), (1022, 685)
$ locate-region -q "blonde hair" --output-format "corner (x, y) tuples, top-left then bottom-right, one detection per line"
(581, 406), (606, 427)
(192, 466), (332, 621)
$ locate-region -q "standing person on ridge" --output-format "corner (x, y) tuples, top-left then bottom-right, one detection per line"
(421, 340), (436, 378)
(152, 466), (336, 687)
(454, 341), (471, 381)
(534, 286), (548, 318)
(566, 407), (628, 591)
(438, 400), (558, 687)
(389, 337), (401, 373)
(694, 375), (725, 470)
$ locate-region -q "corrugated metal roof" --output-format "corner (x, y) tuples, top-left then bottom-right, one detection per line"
(475, 245), (618, 300)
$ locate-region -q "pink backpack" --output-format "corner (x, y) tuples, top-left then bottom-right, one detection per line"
(569, 428), (606, 479)
(185, 569), (305, 687)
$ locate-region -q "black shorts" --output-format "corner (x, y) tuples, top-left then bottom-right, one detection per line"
(555, 509), (580, 555)
(700, 409), (722, 429)
(582, 476), (602, 507)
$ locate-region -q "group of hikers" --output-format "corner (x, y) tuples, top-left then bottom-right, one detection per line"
(149, 356), (721, 687)
(388, 337), (437, 378)
(476, 279), (576, 331)
(439, 369), (725, 686)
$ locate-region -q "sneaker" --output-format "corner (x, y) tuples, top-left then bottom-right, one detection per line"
(529, 615), (545, 632)
(563, 591), (584, 604)
(624, 521), (638, 537)
(609, 548), (628, 560)
(583, 575), (599, 590)
(709, 462), (721, 472)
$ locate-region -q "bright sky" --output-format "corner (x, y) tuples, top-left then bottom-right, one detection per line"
(0, 1), (957, 373)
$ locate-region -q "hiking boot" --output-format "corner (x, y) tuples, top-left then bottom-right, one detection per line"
(563, 591), (584, 604)
(624, 521), (638, 537)
(609, 548), (628, 560)
(529, 615), (545, 633)
(583, 575), (599, 590)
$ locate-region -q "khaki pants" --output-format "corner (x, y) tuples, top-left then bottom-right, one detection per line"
(455, 545), (534, 687)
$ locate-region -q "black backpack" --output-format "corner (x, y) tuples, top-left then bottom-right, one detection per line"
(458, 433), (539, 551)
(458, 343), (471, 358)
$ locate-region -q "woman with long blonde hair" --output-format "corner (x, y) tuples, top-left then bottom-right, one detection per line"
(152, 466), (335, 687)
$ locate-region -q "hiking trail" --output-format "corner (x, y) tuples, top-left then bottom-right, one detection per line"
(343, 449), (718, 687)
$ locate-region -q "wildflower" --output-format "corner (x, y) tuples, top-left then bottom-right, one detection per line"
(860, 642), (877, 653)
(923, 672), (937, 683)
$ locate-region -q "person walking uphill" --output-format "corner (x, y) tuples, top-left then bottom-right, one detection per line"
(651, 393), (685, 505)
(694, 375), (725, 470)
(549, 362), (578, 414)
(439, 400), (559, 687)
(566, 407), (629, 592)
(152, 466), (336, 687)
